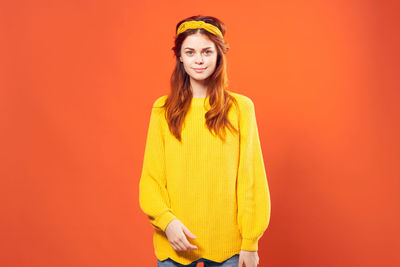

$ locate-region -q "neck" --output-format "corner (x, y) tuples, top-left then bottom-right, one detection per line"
(190, 77), (208, 97)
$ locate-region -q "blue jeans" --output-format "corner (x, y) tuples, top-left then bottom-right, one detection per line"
(157, 254), (239, 267)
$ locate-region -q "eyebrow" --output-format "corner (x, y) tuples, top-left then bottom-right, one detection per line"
(184, 47), (213, 50)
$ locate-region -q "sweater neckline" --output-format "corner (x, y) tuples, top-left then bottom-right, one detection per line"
(191, 96), (209, 106)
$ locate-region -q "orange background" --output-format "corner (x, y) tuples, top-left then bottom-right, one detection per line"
(0, 1), (399, 267)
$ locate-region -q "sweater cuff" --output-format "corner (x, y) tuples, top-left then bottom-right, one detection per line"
(156, 211), (177, 232)
(241, 238), (260, 251)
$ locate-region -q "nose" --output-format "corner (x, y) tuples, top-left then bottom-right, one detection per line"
(195, 53), (204, 64)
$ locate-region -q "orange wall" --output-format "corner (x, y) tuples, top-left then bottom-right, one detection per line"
(0, 1), (399, 267)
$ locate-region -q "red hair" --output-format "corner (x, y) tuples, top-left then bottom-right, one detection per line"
(161, 15), (239, 142)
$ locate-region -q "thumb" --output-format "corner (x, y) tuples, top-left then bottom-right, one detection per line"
(182, 225), (196, 239)
(239, 254), (244, 267)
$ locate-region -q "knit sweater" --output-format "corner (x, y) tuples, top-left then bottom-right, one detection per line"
(138, 91), (271, 265)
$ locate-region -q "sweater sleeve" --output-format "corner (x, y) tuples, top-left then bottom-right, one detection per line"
(139, 99), (177, 232)
(236, 98), (271, 251)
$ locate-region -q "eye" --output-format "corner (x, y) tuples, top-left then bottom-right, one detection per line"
(186, 51), (193, 55)
(205, 50), (212, 54)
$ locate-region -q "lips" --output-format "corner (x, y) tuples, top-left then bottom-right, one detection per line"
(193, 67), (207, 72)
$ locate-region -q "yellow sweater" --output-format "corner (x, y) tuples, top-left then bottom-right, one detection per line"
(138, 91), (271, 265)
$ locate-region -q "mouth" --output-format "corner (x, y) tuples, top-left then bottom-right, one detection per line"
(193, 67), (207, 73)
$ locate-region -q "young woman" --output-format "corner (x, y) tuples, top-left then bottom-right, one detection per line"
(139, 15), (271, 267)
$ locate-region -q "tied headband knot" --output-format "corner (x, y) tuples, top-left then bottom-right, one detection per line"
(176, 20), (223, 38)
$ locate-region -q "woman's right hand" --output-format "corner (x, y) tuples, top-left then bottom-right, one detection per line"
(165, 218), (198, 252)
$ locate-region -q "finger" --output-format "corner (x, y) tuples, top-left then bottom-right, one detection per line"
(182, 236), (198, 250)
(182, 225), (196, 239)
(182, 236), (197, 249)
(170, 242), (178, 251)
(181, 237), (197, 251)
(173, 240), (185, 251)
(176, 238), (190, 251)
(238, 256), (244, 267)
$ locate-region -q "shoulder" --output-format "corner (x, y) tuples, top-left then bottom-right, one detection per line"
(147, 95), (167, 123)
(152, 94), (168, 108)
(227, 91), (255, 112)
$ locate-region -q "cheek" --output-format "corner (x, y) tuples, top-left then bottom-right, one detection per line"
(208, 57), (217, 67)
(183, 57), (194, 66)
(209, 55), (217, 63)
(181, 59), (189, 67)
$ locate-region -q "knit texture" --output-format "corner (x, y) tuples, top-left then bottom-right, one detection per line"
(139, 91), (271, 265)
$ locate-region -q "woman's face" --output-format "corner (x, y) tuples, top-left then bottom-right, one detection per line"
(179, 33), (218, 83)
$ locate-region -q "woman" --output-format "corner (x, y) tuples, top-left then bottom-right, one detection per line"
(139, 15), (271, 267)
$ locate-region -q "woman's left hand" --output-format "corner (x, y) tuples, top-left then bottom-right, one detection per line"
(239, 250), (259, 267)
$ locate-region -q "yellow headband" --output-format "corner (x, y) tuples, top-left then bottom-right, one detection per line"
(176, 20), (223, 38)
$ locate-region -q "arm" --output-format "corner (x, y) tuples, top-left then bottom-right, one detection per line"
(237, 98), (271, 251)
(139, 100), (176, 232)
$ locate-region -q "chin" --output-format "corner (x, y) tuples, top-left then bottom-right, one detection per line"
(192, 76), (211, 82)
(192, 72), (212, 79)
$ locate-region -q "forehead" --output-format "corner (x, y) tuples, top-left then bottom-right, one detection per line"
(181, 33), (216, 49)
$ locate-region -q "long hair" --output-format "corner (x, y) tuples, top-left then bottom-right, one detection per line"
(161, 15), (239, 142)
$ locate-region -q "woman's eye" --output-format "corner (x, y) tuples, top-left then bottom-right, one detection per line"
(185, 50), (212, 56)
